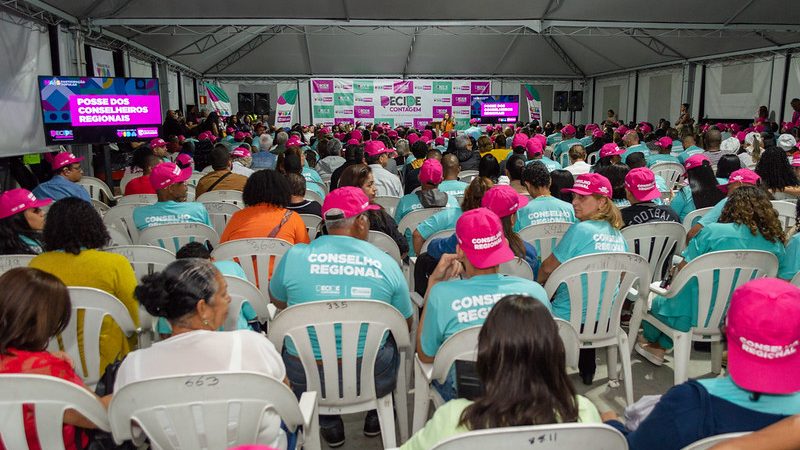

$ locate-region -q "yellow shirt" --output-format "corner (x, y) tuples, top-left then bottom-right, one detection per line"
(30, 249), (139, 375)
(481, 148), (512, 162)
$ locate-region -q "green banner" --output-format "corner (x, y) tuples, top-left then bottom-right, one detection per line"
(314, 105), (334, 118)
(334, 93), (354, 106)
(353, 80), (374, 93)
(23, 153), (41, 165)
(455, 118), (470, 130)
(432, 81), (452, 95)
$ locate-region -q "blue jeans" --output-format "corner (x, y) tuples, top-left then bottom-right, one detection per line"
(283, 336), (400, 429)
(432, 367), (457, 402)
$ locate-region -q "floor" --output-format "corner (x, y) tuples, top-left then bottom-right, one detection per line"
(335, 347), (718, 449)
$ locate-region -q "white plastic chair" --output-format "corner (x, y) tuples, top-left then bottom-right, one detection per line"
(103, 203), (143, 244)
(211, 238), (293, 298)
(187, 172), (204, 187)
(48, 287), (137, 388)
(137, 223), (220, 253)
(544, 253), (651, 405)
(77, 176), (115, 204)
(223, 274), (276, 331)
(559, 152), (571, 167)
(499, 256), (534, 281)
(115, 194), (157, 206)
(91, 199), (110, 216)
(428, 423), (628, 450)
(373, 196), (401, 217)
(651, 162), (685, 192)
(682, 207), (713, 231)
(0, 254), (35, 275)
(0, 374), (111, 450)
(458, 170), (479, 183)
(518, 221), (572, 262)
(587, 151), (599, 165)
(299, 213), (323, 240)
(368, 231), (404, 268)
(304, 189), (324, 204)
(196, 189), (244, 206)
(202, 201), (243, 237)
(397, 208), (445, 240)
(104, 245), (175, 281)
(680, 432), (750, 450)
(268, 300), (412, 447)
(108, 372), (320, 450)
(420, 229), (454, 254)
(771, 200), (797, 231)
(628, 250), (778, 385)
(106, 226), (132, 246)
(186, 184), (196, 202)
(621, 222), (686, 283)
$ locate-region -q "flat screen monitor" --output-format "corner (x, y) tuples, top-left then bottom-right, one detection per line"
(470, 95), (519, 124)
(38, 76), (162, 145)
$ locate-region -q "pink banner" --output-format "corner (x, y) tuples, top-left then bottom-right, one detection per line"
(69, 95), (161, 127)
(312, 79), (334, 93)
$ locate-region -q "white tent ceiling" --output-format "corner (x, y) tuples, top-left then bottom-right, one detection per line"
(12, 0), (800, 79)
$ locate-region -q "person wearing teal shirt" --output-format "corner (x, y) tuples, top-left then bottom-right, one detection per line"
(551, 124), (578, 161)
(669, 154), (726, 222)
(538, 172), (627, 385)
(269, 186), (413, 447)
(647, 136), (681, 167)
(546, 130), (563, 145)
(688, 168), (762, 241)
(438, 179), (468, 198)
(676, 136), (705, 163)
(780, 233), (800, 280)
(636, 186), (786, 365)
(132, 162), (212, 231)
(514, 161), (576, 232)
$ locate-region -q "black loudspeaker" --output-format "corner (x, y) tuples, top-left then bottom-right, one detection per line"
(568, 91), (584, 111)
(237, 93), (254, 114)
(254, 93), (270, 115)
(554, 91), (569, 111)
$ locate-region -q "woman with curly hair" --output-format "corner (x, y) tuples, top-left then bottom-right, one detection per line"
(755, 146), (800, 200)
(636, 185), (785, 365)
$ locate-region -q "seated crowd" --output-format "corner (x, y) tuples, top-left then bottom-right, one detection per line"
(0, 107), (799, 450)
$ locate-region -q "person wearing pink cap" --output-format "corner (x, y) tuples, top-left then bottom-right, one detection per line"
(593, 142), (626, 171)
(32, 152), (91, 203)
(417, 208), (548, 395)
(620, 129), (649, 164)
(269, 186), (413, 447)
(149, 137), (170, 162)
(605, 278), (800, 450)
(195, 145), (249, 198)
(0, 188), (51, 254)
(538, 172), (627, 384)
(365, 140), (402, 197)
(646, 136), (681, 167)
(552, 124), (580, 161)
(132, 162), (212, 231)
(230, 146), (255, 177)
(792, 152), (800, 178)
(526, 138), (562, 172)
(670, 154), (726, 222)
(620, 168), (680, 227)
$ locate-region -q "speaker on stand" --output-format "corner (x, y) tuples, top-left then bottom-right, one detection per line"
(237, 93), (254, 114)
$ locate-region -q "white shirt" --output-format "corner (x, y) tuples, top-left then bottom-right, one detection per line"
(565, 161), (591, 177)
(368, 163), (403, 197)
(232, 161), (255, 177)
(115, 330), (287, 449)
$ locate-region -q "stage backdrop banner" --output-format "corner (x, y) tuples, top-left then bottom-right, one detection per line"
(310, 78), (490, 128)
(203, 82), (232, 116)
(524, 84), (542, 121)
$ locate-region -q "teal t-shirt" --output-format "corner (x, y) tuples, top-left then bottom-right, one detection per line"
(269, 235), (413, 357)
(553, 138), (581, 159)
(677, 145), (704, 164)
(514, 196), (576, 231)
(546, 132), (563, 145)
(416, 207), (461, 240)
(551, 220), (627, 321)
(420, 274), (549, 357)
(646, 154), (681, 167)
(698, 376), (800, 415)
(302, 166), (323, 184)
(395, 192), (460, 256)
(651, 222), (785, 327)
(779, 233), (800, 280)
(132, 201), (212, 230)
(622, 143), (650, 163)
(580, 135), (594, 147)
(697, 197), (728, 227)
(528, 157), (562, 172)
(670, 186), (696, 222)
(438, 180), (468, 198)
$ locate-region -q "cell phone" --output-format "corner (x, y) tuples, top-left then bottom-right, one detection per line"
(660, 264), (678, 289)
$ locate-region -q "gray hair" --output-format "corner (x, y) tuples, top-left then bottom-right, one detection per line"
(395, 139), (410, 156)
(276, 131), (289, 145)
(455, 135), (470, 151)
(327, 138), (343, 156)
(325, 213), (360, 231)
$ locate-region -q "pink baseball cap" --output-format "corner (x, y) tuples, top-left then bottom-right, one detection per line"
(616, 125), (628, 136)
(639, 123), (652, 134)
(655, 136), (673, 149)
(481, 185), (529, 218)
(718, 168), (760, 193)
(434, 136), (446, 146)
(792, 153), (800, 167)
(512, 133), (529, 149)
(234, 131), (246, 142)
(599, 143), (625, 158)
(421, 129), (433, 139)
(175, 153), (194, 169)
(485, 125), (494, 133)
(150, 138), (167, 148)
(407, 133), (420, 145)
(52, 152), (84, 171)
(563, 173), (612, 198)
(736, 131), (747, 143)
(0, 188), (52, 219)
(231, 147), (251, 158)
(370, 131), (379, 140)
(286, 136), (303, 148)
(226, 126), (235, 134)
(177, 135), (185, 142)
(456, 208), (515, 269)
(533, 134), (546, 147)
(729, 123), (741, 133)
(526, 138), (543, 157)
(388, 130), (399, 139)
(334, 132), (345, 141)
(624, 168), (660, 202)
(684, 154), (710, 170)
(319, 127), (332, 135)
(349, 130), (362, 142)
(419, 158), (444, 185)
(149, 162), (192, 190)
(725, 278), (800, 394)
(469, 118), (479, 125)
(346, 138), (360, 146)
(364, 140), (390, 157)
(592, 129), (604, 139)
(561, 124), (576, 135)
(321, 186), (379, 221)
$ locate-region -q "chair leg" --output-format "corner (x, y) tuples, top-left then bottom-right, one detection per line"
(376, 393), (397, 448)
(627, 298), (646, 354)
(671, 331), (693, 385)
(412, 361), (431, 433)
(711, 340), (724, 375)
(394, 353), (410, 442)
(618, 333), (634, 405)
(607, 346), (619, 381)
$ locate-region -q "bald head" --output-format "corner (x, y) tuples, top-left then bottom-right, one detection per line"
(705, 129), (722, 150)
(442, 153), (460, 180)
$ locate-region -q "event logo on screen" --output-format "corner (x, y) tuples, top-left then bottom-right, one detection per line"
(354, 106), (374, 119)
(481, 102), (519, 117)
(49, 129), (73, 140)
(69, 95), (161, 126)
(432, 106), (452, 118)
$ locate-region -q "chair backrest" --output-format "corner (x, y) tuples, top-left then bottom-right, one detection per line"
(186, 184), (196, 202)
(0, 374), (110, 450)
(104, 245), (175, 281)
(223, 275), (273, 331)
(304, 189), (324, 204)
(49, 287), (137, 386)
(211, 238), (293, 297)
(420, 229), (454, 254)
(680, 432), (750, 450)
(202, 201), (243, 237)
(268, 300), (411, 406)
(187, 172), (204, 187)
(554, 318), (581, 369)
(498, 257), (534, 281)
(587, 151), (599, 165)
(559, 152), (570, 167)
(373, 195), (401, 217)
(430, 423), (628, 450)
(0, 254), (36, 275)
(196, 189), (244, 206)
(543, 253), (650, 341)
(137, 223), (220, 253)
(77, 176), (114, 204)
(91, 199), (110, 216)
(682, 206), (713, 231)
(109, 372), (308, 449)
(115, 194), (157, 206)
(771, 200), (797, 231)
(668, 250), (778, 336)
(201, 165), (214, 173)
(367, 231), (403, 267)
(103, 203), (143, 244)
(651, 162), (685, 192)
(621, 221), (686, 283)
(397, 208), (445, 238)
(299, 213), (323, 240)
(106, 226), (132, 246)
(458, 170), (479, 183)
(430, 326), (480, 383)
(517, 221), (572, 262)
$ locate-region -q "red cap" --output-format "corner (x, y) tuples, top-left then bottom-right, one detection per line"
(563, 173), (612, 198)
(322, 186), (380, 221)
